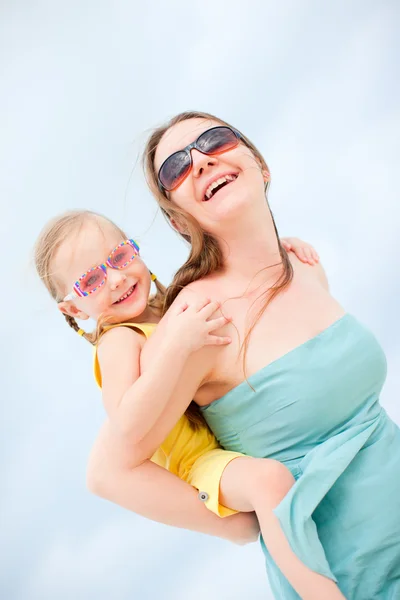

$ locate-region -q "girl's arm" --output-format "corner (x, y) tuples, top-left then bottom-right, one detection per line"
(91, 304), (256, 544)
(87, 421), (260, 545)
(99, 236), (318, 446)
(98, 299), (230, 444)
(119, 316), (229, 464)
(106, 238), (324, 459)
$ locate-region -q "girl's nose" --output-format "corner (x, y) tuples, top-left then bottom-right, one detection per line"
(108, 269), (127, 290)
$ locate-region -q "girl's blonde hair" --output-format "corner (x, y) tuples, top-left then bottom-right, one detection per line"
(34, 209), (166, 345)
(143, 111), (294, 424)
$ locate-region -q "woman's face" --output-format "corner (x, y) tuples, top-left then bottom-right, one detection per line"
(154, 118), (269, 234)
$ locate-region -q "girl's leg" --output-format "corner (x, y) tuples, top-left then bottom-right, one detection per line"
(86, 419), (260, 545)
(219, 457), (346, 600)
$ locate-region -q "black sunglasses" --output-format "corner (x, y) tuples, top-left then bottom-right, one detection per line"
(157, 126), (241, 192)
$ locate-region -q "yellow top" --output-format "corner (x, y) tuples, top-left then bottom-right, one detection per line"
(93, 322), (219, 479)
(93, 321), (242, 517)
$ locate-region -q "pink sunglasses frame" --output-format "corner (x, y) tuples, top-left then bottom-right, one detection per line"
(63, 239), (140, 301)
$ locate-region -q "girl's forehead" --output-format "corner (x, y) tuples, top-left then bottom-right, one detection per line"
(75, 220), (122, 254)
(154, 118), (221, 169)
(54, 220), (124, 278)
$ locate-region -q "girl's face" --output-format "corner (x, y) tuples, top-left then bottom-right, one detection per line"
(154, 118), (269, 234)
(55, 218), (152, 324)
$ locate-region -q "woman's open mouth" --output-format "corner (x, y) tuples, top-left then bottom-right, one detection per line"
(203, 173), (238, 201)
(113, 284), (137, 305)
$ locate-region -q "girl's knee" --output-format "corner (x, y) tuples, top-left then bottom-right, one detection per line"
(247, 458), (295, 507)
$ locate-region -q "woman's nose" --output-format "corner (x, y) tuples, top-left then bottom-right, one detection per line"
(191, 149), (219, 178)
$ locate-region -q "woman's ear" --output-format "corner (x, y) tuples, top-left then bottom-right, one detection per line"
(170, 217), (188, 235)
(58, 301), (90, 321)
(262, 168), (271, 183)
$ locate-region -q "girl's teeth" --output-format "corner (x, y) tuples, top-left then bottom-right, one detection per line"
(116, 286), (135, 303)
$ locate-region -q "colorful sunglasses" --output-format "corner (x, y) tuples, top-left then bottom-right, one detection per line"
(157, 126), (241, 192)
(63, 239), (140, 301)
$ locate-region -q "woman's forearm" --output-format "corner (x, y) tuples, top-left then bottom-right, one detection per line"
(87, 428), (259, 544)
(89, 459), (256, 541)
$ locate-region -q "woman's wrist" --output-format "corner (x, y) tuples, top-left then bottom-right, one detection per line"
(220, 512), (260, 545)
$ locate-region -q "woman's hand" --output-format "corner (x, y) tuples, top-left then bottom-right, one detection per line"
(222, 511), (260, 545)
(163, 297), (232, 355)
(281, 237), (320, 265)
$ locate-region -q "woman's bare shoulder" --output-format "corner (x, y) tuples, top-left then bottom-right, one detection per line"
(290, 252), (329, 290)
(171, 278), (216, 303)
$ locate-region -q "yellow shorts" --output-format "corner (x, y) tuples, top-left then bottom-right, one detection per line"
(186, 448), (244, 517)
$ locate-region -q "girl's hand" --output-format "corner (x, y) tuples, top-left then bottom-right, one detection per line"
(165, 297), (231, 354)
(281, 237), (320, 265)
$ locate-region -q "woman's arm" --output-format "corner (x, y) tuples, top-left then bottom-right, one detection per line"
(98, 300), (230, 444)
(87, 421), (260, 545)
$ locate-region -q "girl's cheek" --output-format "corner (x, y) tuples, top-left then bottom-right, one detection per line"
(89, 297), (109, 317)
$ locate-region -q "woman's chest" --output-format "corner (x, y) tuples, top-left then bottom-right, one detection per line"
(196, 269), (345, 404)
(200, 315), (387, 460)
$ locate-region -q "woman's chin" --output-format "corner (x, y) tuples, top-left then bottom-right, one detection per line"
(207, 191), (253, 222)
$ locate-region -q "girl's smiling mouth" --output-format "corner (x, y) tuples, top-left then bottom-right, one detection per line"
(113, 284), (137, 304)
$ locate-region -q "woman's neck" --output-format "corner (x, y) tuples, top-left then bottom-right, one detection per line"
(216, 208), (282, 284)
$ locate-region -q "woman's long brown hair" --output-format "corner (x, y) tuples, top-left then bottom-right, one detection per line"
(143, 112), (293, 426)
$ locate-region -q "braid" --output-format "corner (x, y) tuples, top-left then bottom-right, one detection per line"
(63, 313), (95, 344)
(147, 271), (167, 315)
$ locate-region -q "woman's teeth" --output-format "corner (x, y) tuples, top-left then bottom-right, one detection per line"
(115, 285), (136, 304)
(204, 174), (237, 200)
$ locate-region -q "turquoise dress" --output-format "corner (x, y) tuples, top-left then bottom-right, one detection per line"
(201, 314), (400, 599)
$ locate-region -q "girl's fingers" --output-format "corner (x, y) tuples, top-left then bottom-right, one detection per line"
(304, 247), (315, 264)
(281, 239), (292, 251)
(194, 297), (213, 312)
(175, 302), (189, 315)
(207, 315), (231, 331)
(198, 300), (220, 318)
(206, 335), (232, 346)
(297, 249), (308, 263)
(312, 248), (320, 262)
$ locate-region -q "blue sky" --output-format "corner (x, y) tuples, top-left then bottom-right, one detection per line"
(1, 1), (399, 598)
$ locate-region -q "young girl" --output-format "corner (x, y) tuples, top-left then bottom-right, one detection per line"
(34, 209), (345, 600)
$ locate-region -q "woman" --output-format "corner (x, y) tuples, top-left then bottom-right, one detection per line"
(88, 112), (400, 599)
